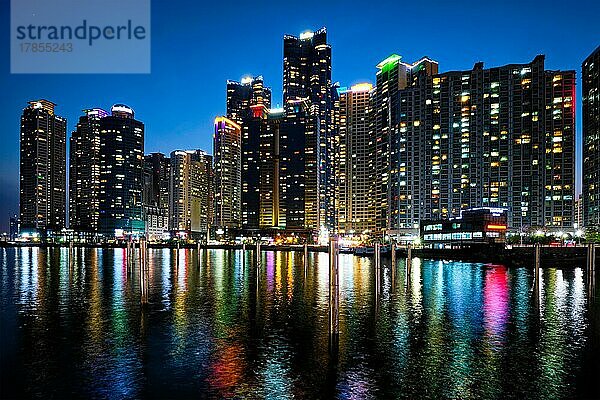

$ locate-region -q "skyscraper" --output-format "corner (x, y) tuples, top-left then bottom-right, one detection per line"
(213, 117), (242, 233)
(69, 108), (108, 237)
(279, 99), (319, 232)
(544, 69), (576, 228)
(374, 55), (439, 235)
(226, 76), (272, 233)
(259, 109), (284, 230)
(19, 100), (66, 237)
(391, 55), (575, 232)
(169, 150), (213, 240)
(143, 152), (170, 241)
(226, 76), (272, 126)
(336, 83), (376, 235)
(98, 104), (145, 238)
(583, 46), (600, 228)
(283, 28), (334, 232)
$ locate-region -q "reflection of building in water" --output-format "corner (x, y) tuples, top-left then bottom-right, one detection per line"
(421, 207), (508, 247)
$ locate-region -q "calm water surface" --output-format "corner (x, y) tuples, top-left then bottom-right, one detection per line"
(1, 247), (599, 399)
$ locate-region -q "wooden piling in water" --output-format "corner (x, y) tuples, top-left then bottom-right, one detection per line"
(534, 243), (541, 303)
(587, 244), (596, 274)
(374, 242), (381, 305)
(406, 243), (412, 274)
(68, 241), (74, 270)
(329, 237), (339, 338)
(304, 243), (309, 279)
(140, 238), (149, 305)
(391, 240), (396, 290)
(256, 240), (261, 268)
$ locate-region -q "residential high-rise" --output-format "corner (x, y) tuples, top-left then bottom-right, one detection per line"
(279, 99), (319, 232)
(374, 55), (439, 235)
(213, 117), (242, 232)
(260, 108), (284, 230)
(544, 69), (576, 228)
(69, 108), (108, 237)
(283, 28), (334, 232)
(169, 150), (213, 240)
(19, 100), (66, 237)
(143, 152), (170, 241)
(336, 83), (376, 235)
(225, 76), (272, 233)
(583, 46), (600, 228)
(226, 76), (272, 126)
(98, 104), (145, 238)
(391, 55), (575, 232)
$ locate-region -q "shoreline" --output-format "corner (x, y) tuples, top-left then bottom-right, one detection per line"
(1, 242), (597, 267)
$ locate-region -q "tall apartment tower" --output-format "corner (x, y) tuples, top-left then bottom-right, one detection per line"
(143, 152), (170, 241)
(169, 150), (213, 240)
(283, 28), (334, 232)
(393, 55), (575, 231)
(260, 109), (284, 230)
(226, 76), (272, 125)
(374, 55), (439, 235)
(98, 104), (145, 238)
(583, 46), (600, 228)
(69, 108), (108, 236)
(226, 76), (271, 233)
(544, 69), (576, 228)
(213, 117), (242, 232)
(279, 99), (319, 232)
(336, 84), (376, 234)
(19, 100), (67, 237)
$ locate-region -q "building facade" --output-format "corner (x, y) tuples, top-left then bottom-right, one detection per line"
(336, 83), (376, 235)
(143, 152), (170, 241)
(583, 46), (600, 228)
(213, 117), (242, 233)
(226, 76), (271, 126)
(98, 104), (145, 238)
(388, 55), (575, 233)
(374, 55), (439, 235)
(226, 76), (271, 233)
(19, 100), (67, 237)
(169, 150), (213, 240)
(9, 215), (20, 241)
(283, 28), (334, 232)
(69, 108), (108, 237)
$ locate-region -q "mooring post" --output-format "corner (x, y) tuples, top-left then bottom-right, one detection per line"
(256, 240), (261, 268)
(303, 242), (308, 280)
(390, 240), (396, 290)
(587, 243), (596, 274)
(407, 243), (412, 274)
(593, 244), (597, 273)
(329, 237), (340, 341)
(533, 243), (541, 302)
(241, 242), (246, 266)
(140, 238), (149, 305)
(175, 240), (180, 269)
(68, 240), (74, 269)
(374, 242), (381, 306)
(126, 240), (130, 271)
(303, 242), (309, 269)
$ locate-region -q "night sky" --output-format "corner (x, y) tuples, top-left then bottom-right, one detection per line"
(1, 0), (598, 232)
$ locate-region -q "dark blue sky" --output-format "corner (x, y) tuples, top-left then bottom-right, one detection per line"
(1, 0), (598, 231)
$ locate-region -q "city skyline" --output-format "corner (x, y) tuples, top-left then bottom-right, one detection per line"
(2, 0), (599, 231)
